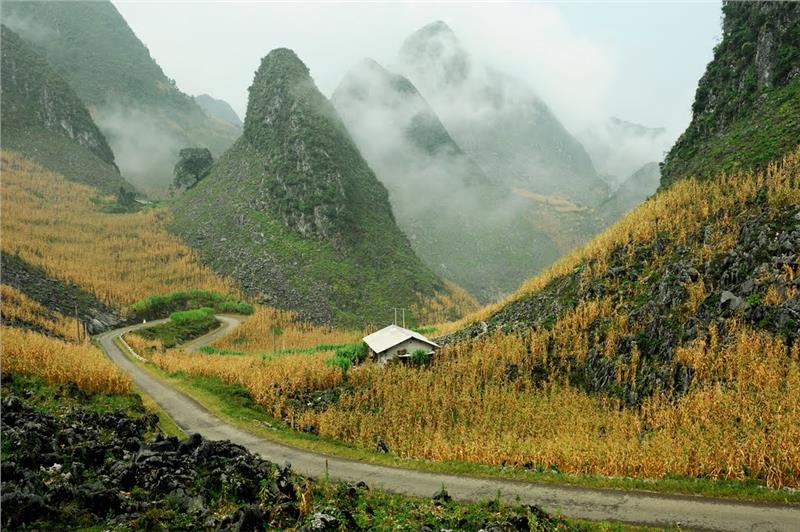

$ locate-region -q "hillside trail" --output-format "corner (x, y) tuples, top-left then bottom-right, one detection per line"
(99, 316), (800, 531)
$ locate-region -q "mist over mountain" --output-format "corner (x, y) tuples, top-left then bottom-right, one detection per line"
(579, 117), (668, 189)
(172, 48), (470, 326)
(194, 94), (243, 128)
(396, 21), (608, 208)
(597, 162), (661, 222)
(332, 58), (558, 301)
(0, 25), (130, 195)
(2, 0), (239, 193)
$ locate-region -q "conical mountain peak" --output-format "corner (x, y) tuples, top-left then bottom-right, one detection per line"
(243, 47), (325, 149)
(399, 20), (470, 87)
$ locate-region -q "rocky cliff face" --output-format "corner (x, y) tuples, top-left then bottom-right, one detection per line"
(172, 49), (461, 326)
(661, 1), (800, 184)
(2, 1), (239, 191)
(242, 49), (358, 245)
(0, 25), (128, 194)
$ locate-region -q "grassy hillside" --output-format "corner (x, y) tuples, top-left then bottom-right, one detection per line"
(0, 25), (129, 195)
(2, 1), (239, 191)
(661, 2), (800, 184)
(172, 49), (476, 327)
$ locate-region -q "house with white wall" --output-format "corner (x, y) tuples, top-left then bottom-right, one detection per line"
(363, 324), (438, 365)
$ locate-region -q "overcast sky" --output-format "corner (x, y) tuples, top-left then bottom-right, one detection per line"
(114, 1), (722, 140)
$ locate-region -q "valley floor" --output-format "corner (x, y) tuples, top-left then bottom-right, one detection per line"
(100, 317), (800, 531)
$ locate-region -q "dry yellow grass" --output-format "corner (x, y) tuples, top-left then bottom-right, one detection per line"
(0, 151), (233, 309)
(1, 326), (131, 394)
(1, 284), (81, 341)
(151, 319), (800, 487)
(123, 332), (165, 357)
(146, 149), (800, 488)
(437, 147), (800, 334)
(151, 348), (342, 426)
(213, 306), (362, 353)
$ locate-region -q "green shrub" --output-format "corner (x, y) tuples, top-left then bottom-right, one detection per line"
(169, 307), (215, 324)
(411, 348), (431, 367)
(334, 341), (368, 364)
(129, 290), (253, 321)
(134, 307), (217, 348)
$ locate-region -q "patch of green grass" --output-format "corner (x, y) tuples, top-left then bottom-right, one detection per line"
(133, 307), (218, 348)
(129, 290), (253, 321)
(0, 372), (144, 416)
(130, 359), (800, 505)
(198, 346), (245, 356)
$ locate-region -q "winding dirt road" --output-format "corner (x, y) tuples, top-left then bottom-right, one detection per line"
(99, 317), (800, 531)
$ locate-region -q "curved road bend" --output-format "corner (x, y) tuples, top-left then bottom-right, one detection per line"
(98, 318), (800, 531)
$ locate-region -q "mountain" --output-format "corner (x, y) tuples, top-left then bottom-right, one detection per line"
(396, 21), (608, 207)
(172, 49), (471, 326)
(0, 25), (129, 195)
(332, 58), (555, 301)
(194, 94), (243, 128)
(2, 1), (239, 191)
(661, 1), (800, 186)
(441, 1), (800, 414)
(597, 162), (661, 222)
(579, 117), (668, 188)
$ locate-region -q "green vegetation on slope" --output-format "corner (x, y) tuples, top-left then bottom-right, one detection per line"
(332, 58), (564, 302)
(129, 290), (252, 322)
(2, 1), (239, 190)
(0, 25), (129, 195)
(132, 307), (218, 348)
(172, 49), (459, 327)
(661, 1), (800, 184)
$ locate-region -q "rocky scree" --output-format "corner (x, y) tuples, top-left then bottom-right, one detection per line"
(440, 202), (800, 406)
(0, 390), (554, 531)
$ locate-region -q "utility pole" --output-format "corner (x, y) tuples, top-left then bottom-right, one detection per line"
(389, 307), (406, 327)
(75, 305), (81, 343)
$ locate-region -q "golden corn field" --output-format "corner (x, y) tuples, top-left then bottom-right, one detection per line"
(437, 148), (800, 335)
(1, 284), (81, 341)
(0, 326), (131, 394)
(145, 148), (800, 488)
(213, 306), (362, 353)
(0, 151), (234, 308)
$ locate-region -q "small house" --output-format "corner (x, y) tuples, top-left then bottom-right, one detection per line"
(363, 324), (438, 365)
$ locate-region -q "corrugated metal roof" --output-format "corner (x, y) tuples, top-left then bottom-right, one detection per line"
(362, 324), (438, 354)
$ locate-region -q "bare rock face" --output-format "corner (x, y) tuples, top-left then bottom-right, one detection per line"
(661, 1), (800, 184)
(242, 48), (352, 245)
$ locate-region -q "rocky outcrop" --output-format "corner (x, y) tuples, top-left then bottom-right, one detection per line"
(242, 48), (354, 244)
(0, 378), (550, 531)
(442, 201), (800, 405)
(0, 25), (130, 194)
(0, 25), (116, 167)
(661, 2), (800, 184)
(172, 48), (456, 327)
